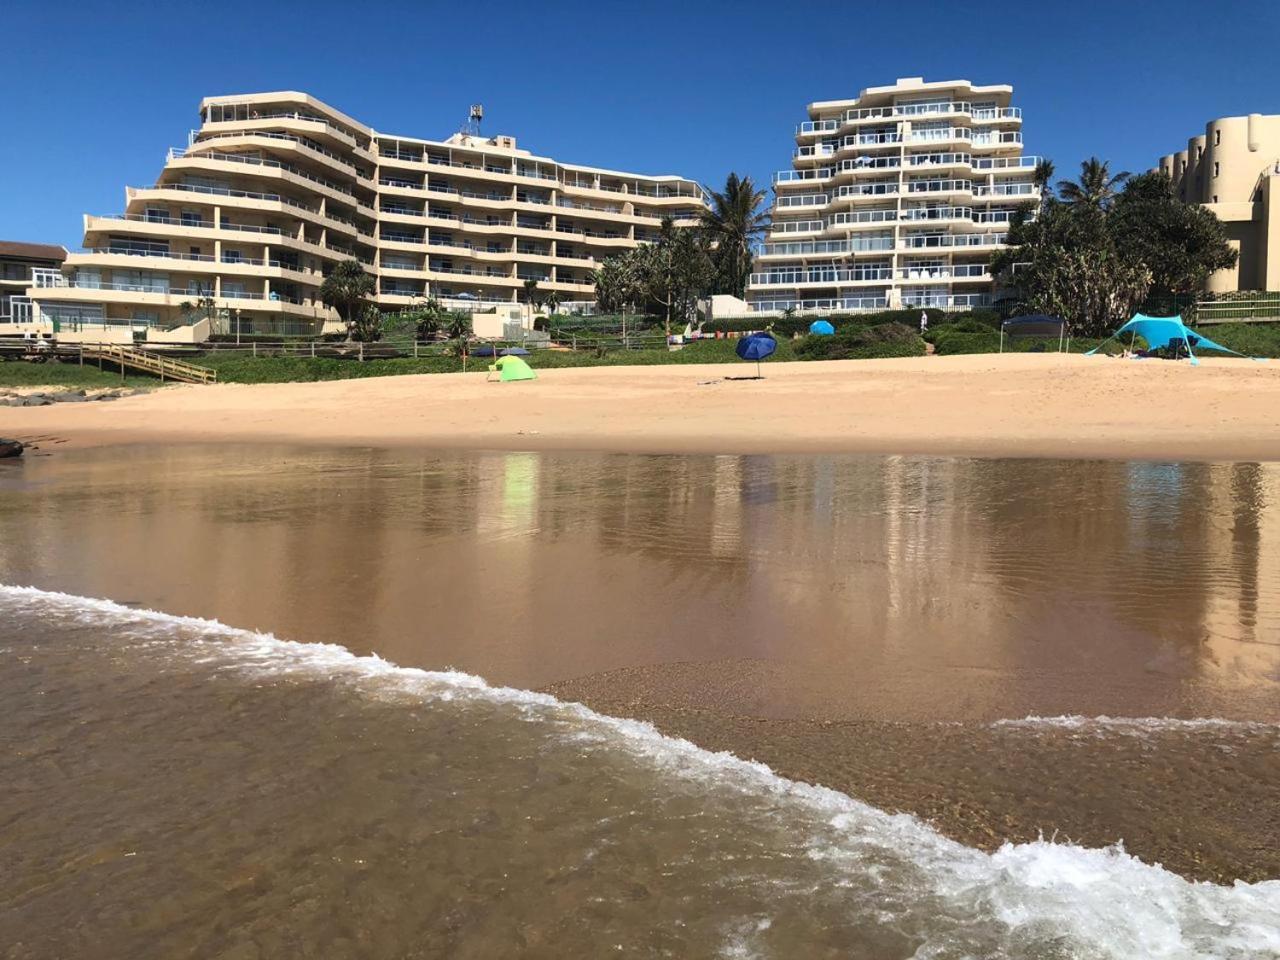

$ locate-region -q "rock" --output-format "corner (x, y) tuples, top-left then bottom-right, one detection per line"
(0, 439), (24, 459)
(20, 397), (53, 407)
(51, 392), (88, 403)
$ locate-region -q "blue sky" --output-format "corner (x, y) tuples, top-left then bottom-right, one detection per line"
(3, 0), (1278, 246)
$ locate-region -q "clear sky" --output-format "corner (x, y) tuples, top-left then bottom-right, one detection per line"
(3, 0), (1278, 247)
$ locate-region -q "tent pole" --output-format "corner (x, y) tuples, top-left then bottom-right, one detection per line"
(999, 326), (1004, 353)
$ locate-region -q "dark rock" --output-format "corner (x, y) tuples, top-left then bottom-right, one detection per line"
(51, 392), (88, 403)
(20, 397), (53, 407)
(0, 439), (24, 459)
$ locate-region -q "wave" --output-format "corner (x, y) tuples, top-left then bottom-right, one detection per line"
(3, 583), (1279, 959)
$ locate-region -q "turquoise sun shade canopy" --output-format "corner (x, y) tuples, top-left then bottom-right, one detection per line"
(1085, 314), (1247, 366)
(809, 320), (835, 335)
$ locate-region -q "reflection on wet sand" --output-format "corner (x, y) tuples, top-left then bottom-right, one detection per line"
(1, 447), (1277, 721)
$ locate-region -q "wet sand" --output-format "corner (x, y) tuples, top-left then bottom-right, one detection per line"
(5, 352), (1280, 461)
(549, 684), (1280, 884)
(2, 445), (1277, 885)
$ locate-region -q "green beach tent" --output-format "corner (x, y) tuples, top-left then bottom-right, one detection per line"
(490, 355), (537, 382)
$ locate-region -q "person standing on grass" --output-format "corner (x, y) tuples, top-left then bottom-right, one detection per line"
(919, 310), (929, 336)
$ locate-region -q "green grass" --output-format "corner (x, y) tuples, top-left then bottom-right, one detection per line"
(0, 359), (160, 389)
(196, 338), (798, 384)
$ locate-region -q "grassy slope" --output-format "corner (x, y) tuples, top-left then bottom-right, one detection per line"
(199, 338), (797, 384)
(0, 360), (161, 389)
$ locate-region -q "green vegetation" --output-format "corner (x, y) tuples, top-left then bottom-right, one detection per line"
(0, 359), (159, 389)
(195, 338), (797, 384)
(699, 173), (771, 298)
(319, 259), (378, 341)
(993, 164), (1238, 337)
(931, 332), (1113, 356)
(793, 323), (926, 361)
(1200, 322), (1280, 358)
(704, 308), (999, 339)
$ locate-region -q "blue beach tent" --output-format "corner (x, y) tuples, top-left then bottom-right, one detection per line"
(809, 319), (835, 336)
(1085, 314), (1260, 366)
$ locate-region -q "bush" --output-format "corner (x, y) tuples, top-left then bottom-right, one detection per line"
(794, 322), (926, 361)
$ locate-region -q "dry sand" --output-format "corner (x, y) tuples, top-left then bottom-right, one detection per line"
(4, 353), (1280, 460)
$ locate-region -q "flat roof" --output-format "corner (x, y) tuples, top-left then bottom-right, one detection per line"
(809, 78), (1013, 111)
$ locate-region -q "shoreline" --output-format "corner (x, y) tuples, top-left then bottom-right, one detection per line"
(4, 353), (1280, 462)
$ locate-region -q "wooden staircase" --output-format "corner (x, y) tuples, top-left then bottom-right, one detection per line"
(82, 345), (217, 384)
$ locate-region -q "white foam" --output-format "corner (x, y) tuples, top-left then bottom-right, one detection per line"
(995, 715), (1279, 736)
(4, 583), (1279, 960)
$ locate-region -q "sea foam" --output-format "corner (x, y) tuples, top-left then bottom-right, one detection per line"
(3, 583), (1278, 960)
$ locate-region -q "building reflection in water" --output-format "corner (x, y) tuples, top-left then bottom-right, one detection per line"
(0, 445), (1275, 719)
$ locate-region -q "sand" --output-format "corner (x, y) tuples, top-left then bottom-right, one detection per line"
(3, 353), (1279, 460)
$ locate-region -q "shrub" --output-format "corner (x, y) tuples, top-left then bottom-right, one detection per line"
(794, 322), (926, 361)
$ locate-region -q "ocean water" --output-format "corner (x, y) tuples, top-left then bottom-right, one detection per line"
(3, 446), (1279, 957)
(3, 585), (1278, 960)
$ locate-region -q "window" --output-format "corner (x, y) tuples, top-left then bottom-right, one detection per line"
(1214, 130), (1221, 146)
(1214, 162), (1220, 178)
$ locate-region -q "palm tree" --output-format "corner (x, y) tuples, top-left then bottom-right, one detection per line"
(1057, 157), (1130, 209)
(1032, 159), (1055, 213)
(319, 259), (376, 339)
(699, 173), (770, 299)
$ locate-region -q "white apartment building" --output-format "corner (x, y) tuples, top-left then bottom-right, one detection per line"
(747, 77), (1039, 314)
(22, 92), (705, 341)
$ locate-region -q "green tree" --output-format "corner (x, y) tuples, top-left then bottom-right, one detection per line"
(543, 289), (562, 315)
(348, 303), (384, 343)
(522, 277), (541, 316)
(319, 259), (376, 339)
(411, 296), (448, 340)
(641, 219), (713, 335)
(1032, 159), (1055, 213)
(699, 172), (771, 298)
(1109, 172), (1238, 299)
(593, 250), (645, 314)
(1056, 157), (1130, 210)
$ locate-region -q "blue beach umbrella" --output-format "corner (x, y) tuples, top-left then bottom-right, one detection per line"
(809, 319), (835, 335)
(735, 332), (777, 378)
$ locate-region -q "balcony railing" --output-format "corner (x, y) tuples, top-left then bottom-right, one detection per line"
(899, 232), (1007, 248)
(750, 267), (893, 286)
(192, 129), (361, 173)
(973, 183), (1037, 197)
(174, 148), (357, 198)
(895, 264), (991, 280)
(774, 168), (833, 183)
(776, 194), (829, 208)
(749, 296), (889, 312)
(796, 104), (1022, 136)
(906, 179), (973, 193)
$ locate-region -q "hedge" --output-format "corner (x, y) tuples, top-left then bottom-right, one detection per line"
(703, 308), (998, 338)
(793, 322), (927, 361)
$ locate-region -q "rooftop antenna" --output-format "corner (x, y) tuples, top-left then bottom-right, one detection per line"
(462, 104), (484, 138)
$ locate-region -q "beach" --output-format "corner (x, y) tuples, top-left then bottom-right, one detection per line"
(5, 352), (1280, 460)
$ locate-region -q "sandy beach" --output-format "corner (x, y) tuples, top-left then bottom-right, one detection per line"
(5, 352), (1280, 460)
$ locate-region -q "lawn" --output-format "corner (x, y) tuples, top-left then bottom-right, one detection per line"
(0, 359), (161, 390)
(196, 338), (797, 384)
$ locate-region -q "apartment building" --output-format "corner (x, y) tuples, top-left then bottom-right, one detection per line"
(1157, 113), (1280, 292)
(25, 92), (705, 339)
(0, 240), (65, 325)
(746, 77), (1038, 314)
